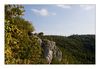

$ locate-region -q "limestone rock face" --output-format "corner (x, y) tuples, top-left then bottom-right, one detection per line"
(32, 35), (62, 64)
(53, 46), (62, 62)
(41, 39), (62, 64)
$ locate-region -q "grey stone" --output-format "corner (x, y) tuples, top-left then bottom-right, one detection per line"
(40, 39), (62, 64)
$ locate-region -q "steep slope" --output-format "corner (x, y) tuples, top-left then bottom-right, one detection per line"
(5, 5), (46, 64)
(5, 5), (61, 64)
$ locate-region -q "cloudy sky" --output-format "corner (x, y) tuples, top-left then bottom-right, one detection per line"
(23, 4), (96, 36)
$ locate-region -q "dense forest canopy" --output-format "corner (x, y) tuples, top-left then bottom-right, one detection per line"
(42, 35), (95, 64)
(5, 5), (95, 64)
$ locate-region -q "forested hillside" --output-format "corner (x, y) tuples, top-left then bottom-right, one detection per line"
(41, 35), (95, 64)
(5, 5), (95, 64)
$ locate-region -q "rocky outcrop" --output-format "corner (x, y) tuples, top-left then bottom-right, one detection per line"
(32, 35), (62, 64)
(41, 39), (62, 64)
(53, 46), (62, 62)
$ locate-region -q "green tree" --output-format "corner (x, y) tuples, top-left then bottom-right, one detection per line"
(5, 5), (24, 19)
(5, 5), (43, 64)
(38, 32), (44, 36)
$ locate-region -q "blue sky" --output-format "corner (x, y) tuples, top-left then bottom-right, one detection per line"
(23, 4), (96, 36)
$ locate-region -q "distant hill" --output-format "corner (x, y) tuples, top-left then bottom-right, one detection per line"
(40, 35), (95, 64)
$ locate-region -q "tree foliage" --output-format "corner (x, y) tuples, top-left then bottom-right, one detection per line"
(42, 35), (95, 64)
(5, 5), (24, 19)
(5, 5), (46, 64)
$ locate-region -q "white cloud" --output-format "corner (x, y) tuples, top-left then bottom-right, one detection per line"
(56, 4), (71, 9)
(80, 5), (95, 10)
(31, 8), (56, 16)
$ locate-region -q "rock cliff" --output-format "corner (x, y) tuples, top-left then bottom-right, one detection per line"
(38, 38), (62, 64)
